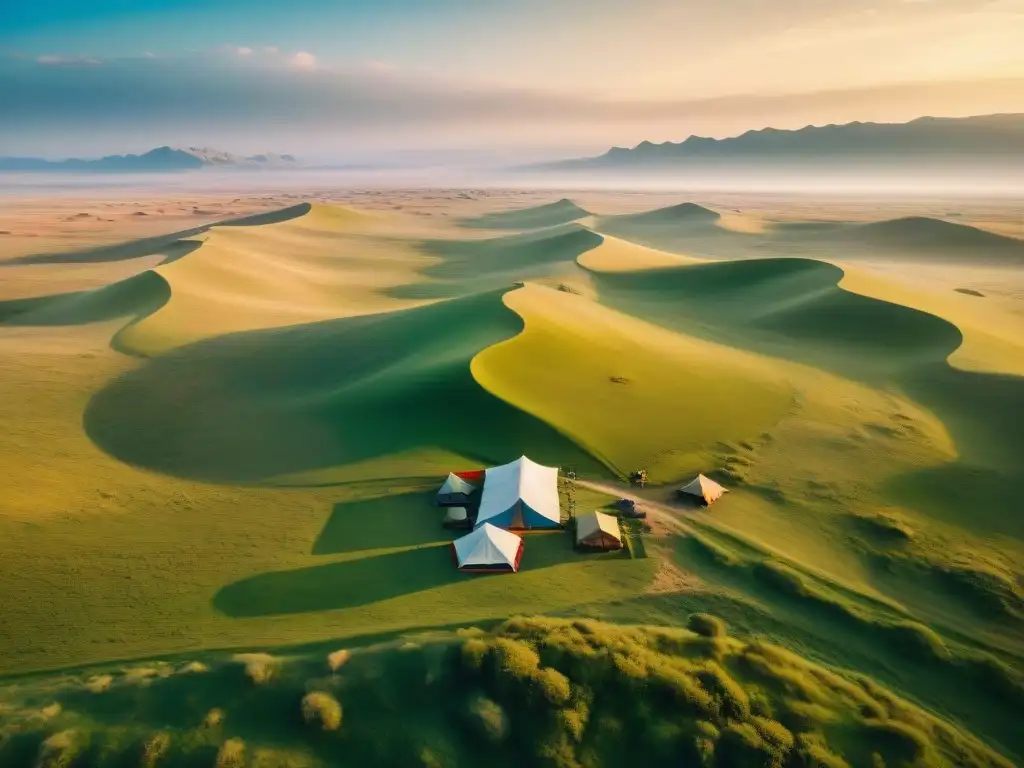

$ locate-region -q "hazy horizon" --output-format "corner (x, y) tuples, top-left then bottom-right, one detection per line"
(3, 0), (1024, 160)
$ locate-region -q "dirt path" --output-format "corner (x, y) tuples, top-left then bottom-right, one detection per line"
(576, 479), (692, 536)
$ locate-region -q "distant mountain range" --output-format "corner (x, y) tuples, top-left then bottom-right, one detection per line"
(529, 113), (1024, 172)
(0, 146), (298, 173)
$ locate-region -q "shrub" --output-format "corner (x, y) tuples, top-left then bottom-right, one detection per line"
(688, 613), (727, 638)
(37, 730), (87, 768)
(461, 638), (490, 673)
(235, 653), (280, 685)
(301, 691), (342, 731)
(714, 722), (767, 767)
(327, 649), (351, 672)
(466, 695), (508, 743)
(140, 732), (171, 768)
(533, 667), (572, 706)
(85, 675), (114, 693)
(215, 738), (246, 768)
(203, 708), (225, 728)
(792, 733), (850, 768)
(694, 662), (750, 720)
(492, 638), (540, 680)
(750, 716), (794, 752)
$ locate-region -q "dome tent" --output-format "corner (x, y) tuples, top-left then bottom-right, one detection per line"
(451, 523), (524, 573)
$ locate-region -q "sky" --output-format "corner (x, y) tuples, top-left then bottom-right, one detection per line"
(2, 0), (1024, 160)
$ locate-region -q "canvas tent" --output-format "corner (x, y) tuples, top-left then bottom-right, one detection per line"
(576, 511), (623, 550)
(443, 507), (470, 528)
(475, 455), (561, 530)
(437, 472), (477, 506)
(677, 474), (727, 505)
(452, 523), (524, 573)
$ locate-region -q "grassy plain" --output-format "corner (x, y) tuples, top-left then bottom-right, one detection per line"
(1, 188), (1023, 766)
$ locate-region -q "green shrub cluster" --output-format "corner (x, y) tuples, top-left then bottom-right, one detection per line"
(0, 616), (1014, 768)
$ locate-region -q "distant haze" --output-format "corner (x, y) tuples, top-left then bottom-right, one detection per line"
(2, 0), (1024, 160)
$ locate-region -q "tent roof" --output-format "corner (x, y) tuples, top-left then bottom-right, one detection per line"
(476, 455), (560, 528)
(576, 511), (622, 543)
(453, 523), (522, 568)
(439, 472), (476, 496)
(678, 474), (727, 502)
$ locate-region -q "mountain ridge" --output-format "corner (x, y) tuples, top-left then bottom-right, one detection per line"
(528, 113), (1024, 171)
(0, 146), (298, 173)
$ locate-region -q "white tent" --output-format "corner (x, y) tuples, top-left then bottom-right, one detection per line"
(576, 511), (623, 550)
(677, 474), (727, 505)
(475, 455), (561, 530)
(445, 507), (468, 524)
(437, 472), (477, 506)
(452, 523), (524, 573)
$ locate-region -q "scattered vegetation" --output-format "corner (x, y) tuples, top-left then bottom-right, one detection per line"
(0, 617), (1010, 767)
(301, 692), (342, 732)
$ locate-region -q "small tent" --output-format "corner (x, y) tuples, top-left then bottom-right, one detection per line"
(476, 455), (561, 530)
(443, 507), (470, 529)
(576, 511), (623, 550)
(452, 523), (524, 573)
(437, 472), (477, 506)
(677, 474), (727, 505)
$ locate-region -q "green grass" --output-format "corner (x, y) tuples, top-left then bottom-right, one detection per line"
(3, 198), (1024, 764)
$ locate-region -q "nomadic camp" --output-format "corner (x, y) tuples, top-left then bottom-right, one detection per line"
(575, 511), (623, 551)
(677, 474), (727, 506)
(475, 455), (561, 530)
(436, 472), (477, 506)
(451, 523), (524, 573)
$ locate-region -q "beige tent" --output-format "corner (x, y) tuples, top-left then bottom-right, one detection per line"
(677, 474), (727, 505)
(576, 511), (623, 550)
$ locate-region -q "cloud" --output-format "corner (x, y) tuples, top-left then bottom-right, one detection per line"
(236, 46), (253, 57)
(292, 51), (316, 70)
(263, 46), (280, 55)
(36, 55), (102, 66)
(1, 54), (1022, 155)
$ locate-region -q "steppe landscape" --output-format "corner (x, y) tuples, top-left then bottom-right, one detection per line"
(2, 182), (1024, 767)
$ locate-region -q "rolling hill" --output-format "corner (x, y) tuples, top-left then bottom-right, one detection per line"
(2, 196), (1024, 766)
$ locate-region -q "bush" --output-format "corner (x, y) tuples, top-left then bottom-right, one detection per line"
(694, 663), (750, 720)
(466, 695), (508, 743)
(688, 613), (727, 638)
(215, 738), (246, 768)
(792, 733), (851, 768)
(461, 638), (490, 673)
(301, 691), (342, 731)
(140, 731), (171, 768)
(492, 638), (540, 681)
(37, 730), (86, 768)
(235, 653), (279, 685)
(533, 667), (572, 706)
(203, 708), (225, 728)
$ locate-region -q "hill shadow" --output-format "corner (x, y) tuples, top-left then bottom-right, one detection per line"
(389, 225), (601, 300)
(0, 270), (171, 327)
(460, 199), (591, 230)
(4, 228), (209, 266)
(314, 490), (443, 555)
(84, 290), (604, 484)
(2, 202), (310, 267)
(213, 544), (459, 617)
